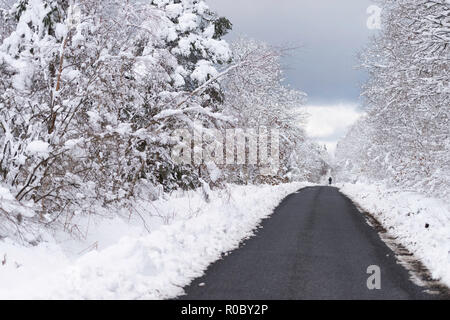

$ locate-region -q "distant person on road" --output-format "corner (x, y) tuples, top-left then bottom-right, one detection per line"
(329, 177), (332, 185)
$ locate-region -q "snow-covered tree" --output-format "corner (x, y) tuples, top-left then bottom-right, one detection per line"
(0, 0), (233, 232)
(0, 1), (329, 240)
(336, 0), (449, 198)
(149, 0), (231, 103)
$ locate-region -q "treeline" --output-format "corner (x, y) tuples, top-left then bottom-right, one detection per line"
(0, 0), (329, 239)
(336, 0), (449, 199)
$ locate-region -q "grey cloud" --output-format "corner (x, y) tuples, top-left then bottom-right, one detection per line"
(208, 0), (377, 104)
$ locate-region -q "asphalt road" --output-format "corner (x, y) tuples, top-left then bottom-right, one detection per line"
(180, 186), (443, 300)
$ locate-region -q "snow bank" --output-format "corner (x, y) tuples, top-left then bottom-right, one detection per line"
(339, 183), (450, 287)
(0, 182), (309, 299)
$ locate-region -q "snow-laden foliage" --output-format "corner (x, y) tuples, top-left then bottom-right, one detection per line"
(336, 0), (449, 199)
(221, 38), (330, 184)
(0, 0), (328, 240)
(150, 0), (231, 98)
(0, 0), (233, 236)
(0, 0), (15, 41)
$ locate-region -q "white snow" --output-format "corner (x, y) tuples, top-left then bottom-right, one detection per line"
(54, 23), (68, 41)
(64, 138), (83, 149)
(26, 140), (49, 156)
(62, 69), (80, 82)
(165, 3), (183, 19)
(0, 182), (309, 299)
(177, 13), (198, 32)
(191, 60), (218, 83)
(339, 182), (450, 287)
(0, 185), (36, 238)
(87, 110), (101, 126)
(0, 186), (15, 202)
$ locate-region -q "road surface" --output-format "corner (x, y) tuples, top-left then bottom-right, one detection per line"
(180, 186), (444, 300)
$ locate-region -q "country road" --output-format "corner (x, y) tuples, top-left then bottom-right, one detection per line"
(180, 186), (444, 300)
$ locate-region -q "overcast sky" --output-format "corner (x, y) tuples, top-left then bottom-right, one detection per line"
(208, 0), (377, 154)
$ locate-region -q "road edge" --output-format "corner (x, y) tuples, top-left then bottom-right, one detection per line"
(342, 190), (450, 299)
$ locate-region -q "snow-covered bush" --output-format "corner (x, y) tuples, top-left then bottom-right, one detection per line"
(0, 0), (233, 237)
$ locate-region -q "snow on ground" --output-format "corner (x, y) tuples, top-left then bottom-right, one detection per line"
(0, 182), (309, 299)
(339, 182), (450, 287)
(25, 140), (50, 156)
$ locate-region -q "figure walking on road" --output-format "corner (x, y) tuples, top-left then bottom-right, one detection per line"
(328, 177), (333, 185)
